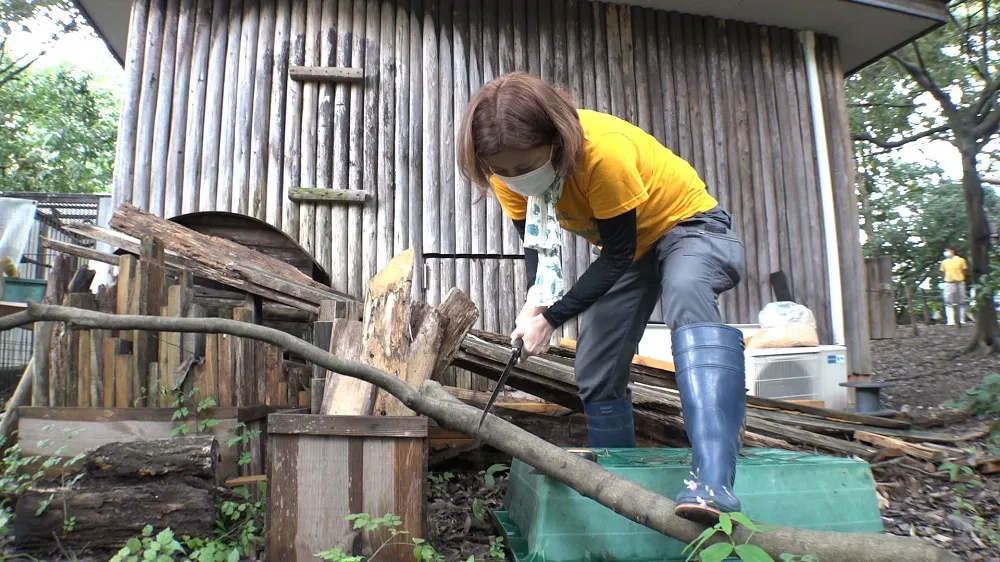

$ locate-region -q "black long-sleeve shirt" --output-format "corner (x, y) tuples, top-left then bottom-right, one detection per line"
(513, 209), (637, 328)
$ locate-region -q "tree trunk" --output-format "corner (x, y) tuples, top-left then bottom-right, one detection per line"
(13, 436), (228, 554)
(959, 147), (1000, 351)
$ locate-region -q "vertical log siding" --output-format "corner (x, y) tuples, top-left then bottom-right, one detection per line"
(112, 0), (868, 374)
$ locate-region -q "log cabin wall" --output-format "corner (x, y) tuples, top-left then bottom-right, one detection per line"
(110, 0), (871, 374)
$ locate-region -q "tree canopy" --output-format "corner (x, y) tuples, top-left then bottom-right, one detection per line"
(849, 0), (1000, 347)
(0, 58), (119, 194)
(0, 0), (83, 90)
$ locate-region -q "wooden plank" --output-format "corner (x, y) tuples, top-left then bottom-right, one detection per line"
(181, 0), (211, 213)
(297, 0), (321, 256)
(266, 344), (283, 406)
(393, 0), (411, 260)
(114, 353), (133, 408)
(229, 263), (353, 305)
(281, 0), (307, 235)
(328, 0), (353, 294)
(288, 65), (364, 81)
(854, 431), (944, 461)
(347, 0), (369, 299)
(76, 330), (91, 408)
(17, 406), (260, 423)
(163, 0), (196, 217)
(102, 338), (117, 407)
(359, 0), (380, 288)
(142, 0), (177, 215)
(41, 237), (121, 267)
(110, 0), (146, 208)
(268, 414), (428, 437)
(198, 0), (230, 210)
(377, 0), (397, 274)
(226, 474), (267, 488)
(194, 333), (219, 404)
(218, 331), (235, 407)
(265, 434), (298, 560)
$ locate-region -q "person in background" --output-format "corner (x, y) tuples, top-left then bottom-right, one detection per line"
(456, 71), (746, 524)
(940, 247), (968, 327)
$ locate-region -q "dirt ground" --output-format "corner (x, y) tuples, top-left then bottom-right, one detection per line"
(872, 322), (1000, 410)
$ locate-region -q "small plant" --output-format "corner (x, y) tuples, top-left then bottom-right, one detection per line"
(682, 512), (777, 562)
(946, 374), (1000, 418)
(937, 461), (975, 482)
(171, 391), (220, 438)
(479, 464), (509, 490)
(110, 525), (186, 562)
(427, 471), (454, 495)
(488, 536), (505, 560)
(472, 499), (487, 521)
(315, 512), (443, 562)
(227, 422), (263, 468)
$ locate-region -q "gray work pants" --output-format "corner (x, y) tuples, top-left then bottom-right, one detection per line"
(574, 206), (745, 403)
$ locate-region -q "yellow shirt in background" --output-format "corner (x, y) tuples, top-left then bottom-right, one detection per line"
(941, 256), (968, 283)
(491, 109), (719, 261)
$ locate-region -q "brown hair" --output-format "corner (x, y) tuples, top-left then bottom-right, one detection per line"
(457, 72), (585, 191)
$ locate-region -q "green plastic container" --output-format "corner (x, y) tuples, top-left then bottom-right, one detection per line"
(493, 448), (883, 562)
(1, 278), (46, 303)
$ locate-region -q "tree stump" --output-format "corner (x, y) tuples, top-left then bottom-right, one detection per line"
(13, 435), (229, 554)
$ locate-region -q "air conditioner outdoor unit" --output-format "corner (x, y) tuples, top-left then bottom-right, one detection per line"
(744, 346), (849, 411)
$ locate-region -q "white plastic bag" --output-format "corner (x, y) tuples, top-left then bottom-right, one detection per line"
(0, 197), (37, 270)
(747, 301), (819, 349)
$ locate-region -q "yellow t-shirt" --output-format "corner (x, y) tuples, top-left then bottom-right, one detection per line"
(941, 256), (968, 283)
(490, 109), (719, 261)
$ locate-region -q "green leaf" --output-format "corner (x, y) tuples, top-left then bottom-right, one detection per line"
(729, 512), (764, 533)
(699, 542), (735, 562)
(228, 548), (241, 562)
(718, 513), (733, 535)
(734, 544), (775, 562)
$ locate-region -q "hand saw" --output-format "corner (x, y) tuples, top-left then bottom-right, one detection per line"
(477, 338), (523, 432)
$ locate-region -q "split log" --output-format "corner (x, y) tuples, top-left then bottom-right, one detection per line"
(13, 436), (228, 553)
(324, 249), (414, 415)
(0, 305), (961, 562)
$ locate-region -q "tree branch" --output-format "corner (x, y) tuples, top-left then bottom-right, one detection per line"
(852, 125), (951, 149)
(0, 53), (41, 90)
(0, 303), (963, 562)
(983, 177), (1000, 186)
(949, 8), (990, 81)
(891, 52), (962, 120)
(847, 102), (920, 109)
(972, 105), (1000, 141)
(974, 76), (1000, 120)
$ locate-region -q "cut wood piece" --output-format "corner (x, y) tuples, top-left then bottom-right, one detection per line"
(230, 262), (348, 306)
(972, 456), (1000, 475)
(320, 318), (365, 414)
(288, 186), (367, 202)
(432, 288), (480, 379)
(324, 249), (415, 416)
(853, 431), (945, 462)
(375, 306), (445, 416)
(132, 236), (166, 407)
(288, 65), (364, 82)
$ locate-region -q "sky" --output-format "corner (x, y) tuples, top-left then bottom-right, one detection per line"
(3, 10), (972, 183)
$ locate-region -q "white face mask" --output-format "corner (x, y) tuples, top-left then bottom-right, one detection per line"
(945, 251), (955, 258)
(495, 158), (558, 198)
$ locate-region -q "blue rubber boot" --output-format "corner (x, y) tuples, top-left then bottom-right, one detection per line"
(583, 392), (637, 449)
(671, 323), (747, 524)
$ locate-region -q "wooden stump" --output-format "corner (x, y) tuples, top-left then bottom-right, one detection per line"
(13, 436), (228, 554)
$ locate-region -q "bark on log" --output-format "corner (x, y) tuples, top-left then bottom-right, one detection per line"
(0, 305), (961, 562)
(13, 436), (226, 553)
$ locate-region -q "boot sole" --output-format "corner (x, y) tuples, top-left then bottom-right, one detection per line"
(674, 504), (722, 526)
